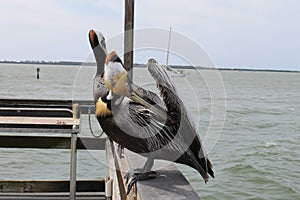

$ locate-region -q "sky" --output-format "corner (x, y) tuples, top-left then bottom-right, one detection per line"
(0, 0), (299, 70)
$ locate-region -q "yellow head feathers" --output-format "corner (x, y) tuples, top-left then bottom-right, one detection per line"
(95, 98), (112, 117)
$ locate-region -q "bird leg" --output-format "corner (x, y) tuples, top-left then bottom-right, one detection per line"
(124, 158), (156, 195)
(117, 144), (124, 158)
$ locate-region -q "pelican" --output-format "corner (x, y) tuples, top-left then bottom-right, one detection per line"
(88, 29), (214, 194)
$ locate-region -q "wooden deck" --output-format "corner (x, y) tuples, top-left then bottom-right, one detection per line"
(106, 140), (201, 200)
(0, 99), (201, 200)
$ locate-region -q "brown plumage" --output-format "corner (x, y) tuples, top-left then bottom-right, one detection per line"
(88, 29), (214, 194)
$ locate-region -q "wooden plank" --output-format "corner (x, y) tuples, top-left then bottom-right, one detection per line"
(0, 117), (79, 126)
(112, 142), (136, 199)
(0, 192), (105, 200)
(0, 127), (73, 133)
(106, 139), (137, 200)
(0, 180), (105, 193)
(106, 139), (200, 199)
(105, 139), (122, 200)
(124, 150), (201, 200)
(0, 107), (72, 112)
(0, 99), (95, 114)
(0, 136), (105, 150)
(0, 107), (73, 117)
(0, 99), (92, 108)
(0, 99), (73, 108)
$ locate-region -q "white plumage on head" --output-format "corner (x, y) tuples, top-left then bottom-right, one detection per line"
(103, 51), (130, 97)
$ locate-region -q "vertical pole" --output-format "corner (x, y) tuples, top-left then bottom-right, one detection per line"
(36, 67), (40, 79)
(70, 104), (80, 200)
(124, 0), (135, 78)
(165, 27), (172, 68)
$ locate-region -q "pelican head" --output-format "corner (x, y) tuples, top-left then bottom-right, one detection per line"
(88, 29), (113, 117)
(89, 29), (107, 55)
(88, 29), (109, 102)
(104, 51), (130, 98)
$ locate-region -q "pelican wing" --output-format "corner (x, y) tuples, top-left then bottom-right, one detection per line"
(147, 58), (214, 180)
(147, 58), (195, 136)
(113, 96), (181, 153)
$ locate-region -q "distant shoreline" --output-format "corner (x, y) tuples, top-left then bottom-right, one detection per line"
(0, 60), (299, 73)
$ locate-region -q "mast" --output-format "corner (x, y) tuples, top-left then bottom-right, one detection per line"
(165, 26), (172, 68)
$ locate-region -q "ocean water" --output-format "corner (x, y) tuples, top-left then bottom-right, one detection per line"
(0, 63), (299, 199)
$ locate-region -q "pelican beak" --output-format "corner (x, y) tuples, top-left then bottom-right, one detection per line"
(88, 30), (98, 50)
(89, 29), (107, 53)
(89, 29), (107, 75)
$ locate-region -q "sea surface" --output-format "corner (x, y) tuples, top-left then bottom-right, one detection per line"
(0, 63), (299, 199)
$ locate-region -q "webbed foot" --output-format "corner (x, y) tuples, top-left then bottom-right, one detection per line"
(124, 169), (156, 195)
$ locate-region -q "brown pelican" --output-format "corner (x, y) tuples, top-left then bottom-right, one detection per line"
(88, 29), (214, 194)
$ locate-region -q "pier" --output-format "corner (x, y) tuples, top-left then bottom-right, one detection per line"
(0, 1), (203, 199)
(0, 99), (201, 200)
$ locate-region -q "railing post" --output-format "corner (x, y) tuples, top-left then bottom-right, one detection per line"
(70, 103), (80, 200)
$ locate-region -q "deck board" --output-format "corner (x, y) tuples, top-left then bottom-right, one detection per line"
(105, 138), (201, 200)
(0, 136), (105, 150)
(0, 192), (105, 200)
(125, 151), (201, 200)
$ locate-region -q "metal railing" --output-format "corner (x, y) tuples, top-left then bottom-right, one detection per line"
(0, 99), (104, 200)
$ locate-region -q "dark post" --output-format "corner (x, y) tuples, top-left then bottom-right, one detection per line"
(36, 67), (40, 79)
(70, 103), (80, 200)
(124, 0), (134, 77)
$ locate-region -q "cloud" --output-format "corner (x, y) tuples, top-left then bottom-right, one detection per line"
(133, 0), (299, 69)
(135, 0), (269, 28)
(0, 0), (123, 61)
(0, 0), (299, 69)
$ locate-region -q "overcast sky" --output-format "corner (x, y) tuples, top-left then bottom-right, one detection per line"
(0, 0), (299, 70)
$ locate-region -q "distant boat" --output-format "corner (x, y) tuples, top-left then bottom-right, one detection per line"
(165, 65), (185, 77)
(165, 27), (185, 77)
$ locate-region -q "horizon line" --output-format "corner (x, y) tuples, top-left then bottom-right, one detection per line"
(0, 60), (299, 73)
